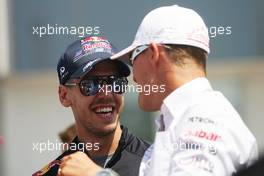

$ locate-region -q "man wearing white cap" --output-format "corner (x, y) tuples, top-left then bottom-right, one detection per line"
(58, 5), (258, 176)
(111, 4), (258, 176)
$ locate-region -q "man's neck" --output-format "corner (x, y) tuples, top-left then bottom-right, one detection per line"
(157, 67), (206, 104)
(77, 124), (122, 158)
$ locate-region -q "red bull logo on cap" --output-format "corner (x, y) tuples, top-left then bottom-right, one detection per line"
(80, 36), (107, 44)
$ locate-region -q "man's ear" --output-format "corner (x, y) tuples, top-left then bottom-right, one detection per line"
(58, 85), (71, 107)
(148, 43), (160, 68)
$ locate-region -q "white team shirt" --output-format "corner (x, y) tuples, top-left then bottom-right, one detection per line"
(139, 77), (258, 176)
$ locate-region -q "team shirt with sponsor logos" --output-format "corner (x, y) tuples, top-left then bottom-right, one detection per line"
(139, 77), (258, 176)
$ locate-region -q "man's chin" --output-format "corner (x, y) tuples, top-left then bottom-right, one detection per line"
(139, 99), (158, 112)
(94, 124), (118, 137)
(139, 93), (162, 112)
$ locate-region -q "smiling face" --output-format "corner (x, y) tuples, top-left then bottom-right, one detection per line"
(59, 60), (124, 137)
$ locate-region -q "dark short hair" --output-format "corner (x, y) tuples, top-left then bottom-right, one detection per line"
(164, 44), (208, 71)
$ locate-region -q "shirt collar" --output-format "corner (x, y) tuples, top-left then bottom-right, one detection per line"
(158, 77), (213, 131)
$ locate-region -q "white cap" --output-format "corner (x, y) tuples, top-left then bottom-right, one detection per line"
(111, 5), (210, 63)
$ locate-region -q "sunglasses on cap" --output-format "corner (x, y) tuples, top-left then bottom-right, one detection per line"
(129, 44), (173, 65)
(65, 75), (128, 96)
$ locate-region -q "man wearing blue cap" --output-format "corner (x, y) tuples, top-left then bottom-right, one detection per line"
(33, 36), (150, 176)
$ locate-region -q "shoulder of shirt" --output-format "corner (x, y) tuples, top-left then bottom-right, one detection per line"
(121, 126), (151, 158)
(32, 137), (78, 176)
(189, 91), (239, 117)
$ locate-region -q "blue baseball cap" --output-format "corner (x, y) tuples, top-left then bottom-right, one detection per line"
(57, 36), (130, 85)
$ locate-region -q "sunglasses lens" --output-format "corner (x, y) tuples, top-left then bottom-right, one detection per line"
(112, 77), (128, 94)
(79, 76), (128, 96)
(79, 80), (99, 96)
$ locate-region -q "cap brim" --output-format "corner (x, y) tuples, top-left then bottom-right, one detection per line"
(71, 57), (130, 79)
(71, 57), (108, 79)
(110, 45), (137, 66)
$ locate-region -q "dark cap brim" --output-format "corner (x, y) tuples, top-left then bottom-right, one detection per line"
(70, 53), (130, 80)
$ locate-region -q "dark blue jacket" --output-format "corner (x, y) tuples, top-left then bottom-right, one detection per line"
(33, 126), (150, 176)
